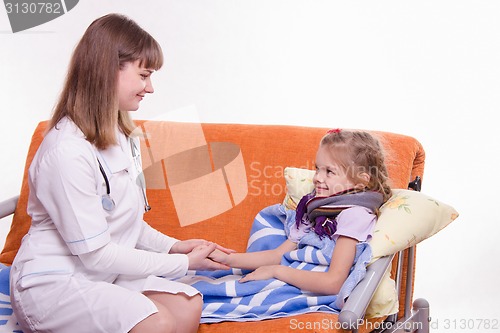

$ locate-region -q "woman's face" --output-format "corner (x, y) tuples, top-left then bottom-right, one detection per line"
(117, 60), (155, 111)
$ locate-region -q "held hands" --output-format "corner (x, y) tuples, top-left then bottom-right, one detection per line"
(171, 239), (283, 279)
(170, 239), (235, 271)
(208, 248), (231, 266)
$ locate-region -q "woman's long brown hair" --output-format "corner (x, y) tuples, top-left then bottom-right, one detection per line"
(48, 13), (163, 149)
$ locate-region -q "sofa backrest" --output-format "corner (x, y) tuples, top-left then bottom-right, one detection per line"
(0, 120), (425, 264)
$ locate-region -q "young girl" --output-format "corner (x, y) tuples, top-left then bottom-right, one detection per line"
(10, 14), (230, 333)
(211, 129), (392, 295)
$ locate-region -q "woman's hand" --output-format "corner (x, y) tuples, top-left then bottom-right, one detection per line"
(238, 265), (280, 283)
(186, 242), (232, 271)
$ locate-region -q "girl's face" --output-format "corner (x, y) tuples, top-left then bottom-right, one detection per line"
(313, 145), (357, 197)
(117, 60), (155, 111)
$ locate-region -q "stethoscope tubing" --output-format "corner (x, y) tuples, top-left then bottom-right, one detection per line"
(98, 159), (111, 196)
(97, 138), (151, 212)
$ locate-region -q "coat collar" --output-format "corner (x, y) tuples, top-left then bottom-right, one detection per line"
(96, 132), (131, 174)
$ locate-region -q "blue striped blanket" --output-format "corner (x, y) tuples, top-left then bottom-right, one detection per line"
(0, 264), (22, 332)
(176, 204), (372, 323)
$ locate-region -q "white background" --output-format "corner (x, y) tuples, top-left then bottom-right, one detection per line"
(1, 1), (499, 332)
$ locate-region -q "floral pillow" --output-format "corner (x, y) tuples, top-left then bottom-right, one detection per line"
(282, 167), (315, 210)
(370, 188), (459, 260)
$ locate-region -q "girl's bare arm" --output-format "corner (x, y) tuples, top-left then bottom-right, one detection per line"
(239, 236), (357, 295)
(209, 239), (297, 270)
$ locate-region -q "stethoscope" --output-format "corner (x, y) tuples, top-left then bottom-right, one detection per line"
(97, 138), (151, 212)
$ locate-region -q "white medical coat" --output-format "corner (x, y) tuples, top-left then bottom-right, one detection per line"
(10, 118), (196, 333)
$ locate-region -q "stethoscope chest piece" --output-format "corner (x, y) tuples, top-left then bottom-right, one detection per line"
(101, 194), (116, 211)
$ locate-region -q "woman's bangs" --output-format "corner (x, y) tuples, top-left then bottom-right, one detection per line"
(138, 38), (164, 70)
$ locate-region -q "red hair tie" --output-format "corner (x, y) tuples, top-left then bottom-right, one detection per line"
(327, 128), (341, 134)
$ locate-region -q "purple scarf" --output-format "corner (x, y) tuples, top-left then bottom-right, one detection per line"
(295, 189), (384, 239)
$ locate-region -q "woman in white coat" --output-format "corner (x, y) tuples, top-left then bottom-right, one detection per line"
(10, 13), (230, 333)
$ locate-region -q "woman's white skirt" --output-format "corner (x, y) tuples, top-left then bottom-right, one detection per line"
(10, 266), (200, 333)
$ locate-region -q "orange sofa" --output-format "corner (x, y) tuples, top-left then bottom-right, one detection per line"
(1, 120), (430, 333)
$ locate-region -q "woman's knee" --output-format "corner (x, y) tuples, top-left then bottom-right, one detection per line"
(173, 294), (203, 333)
(177, 293), (202, 316)
(191, 294), (203, 311)
(130, 298), (176, 333)
(147, 292), (202, 333)
(153, 309), (177, 333)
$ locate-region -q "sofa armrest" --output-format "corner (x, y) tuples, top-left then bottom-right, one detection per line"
(0, 195), (19, 220)
(338, 254), (395, 329)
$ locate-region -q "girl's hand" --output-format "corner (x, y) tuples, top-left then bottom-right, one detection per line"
(186, 242), (231, 271)
(170, 239), (235, 255)
(239, 265), (279, 283)
(208, 248), (230, 265)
